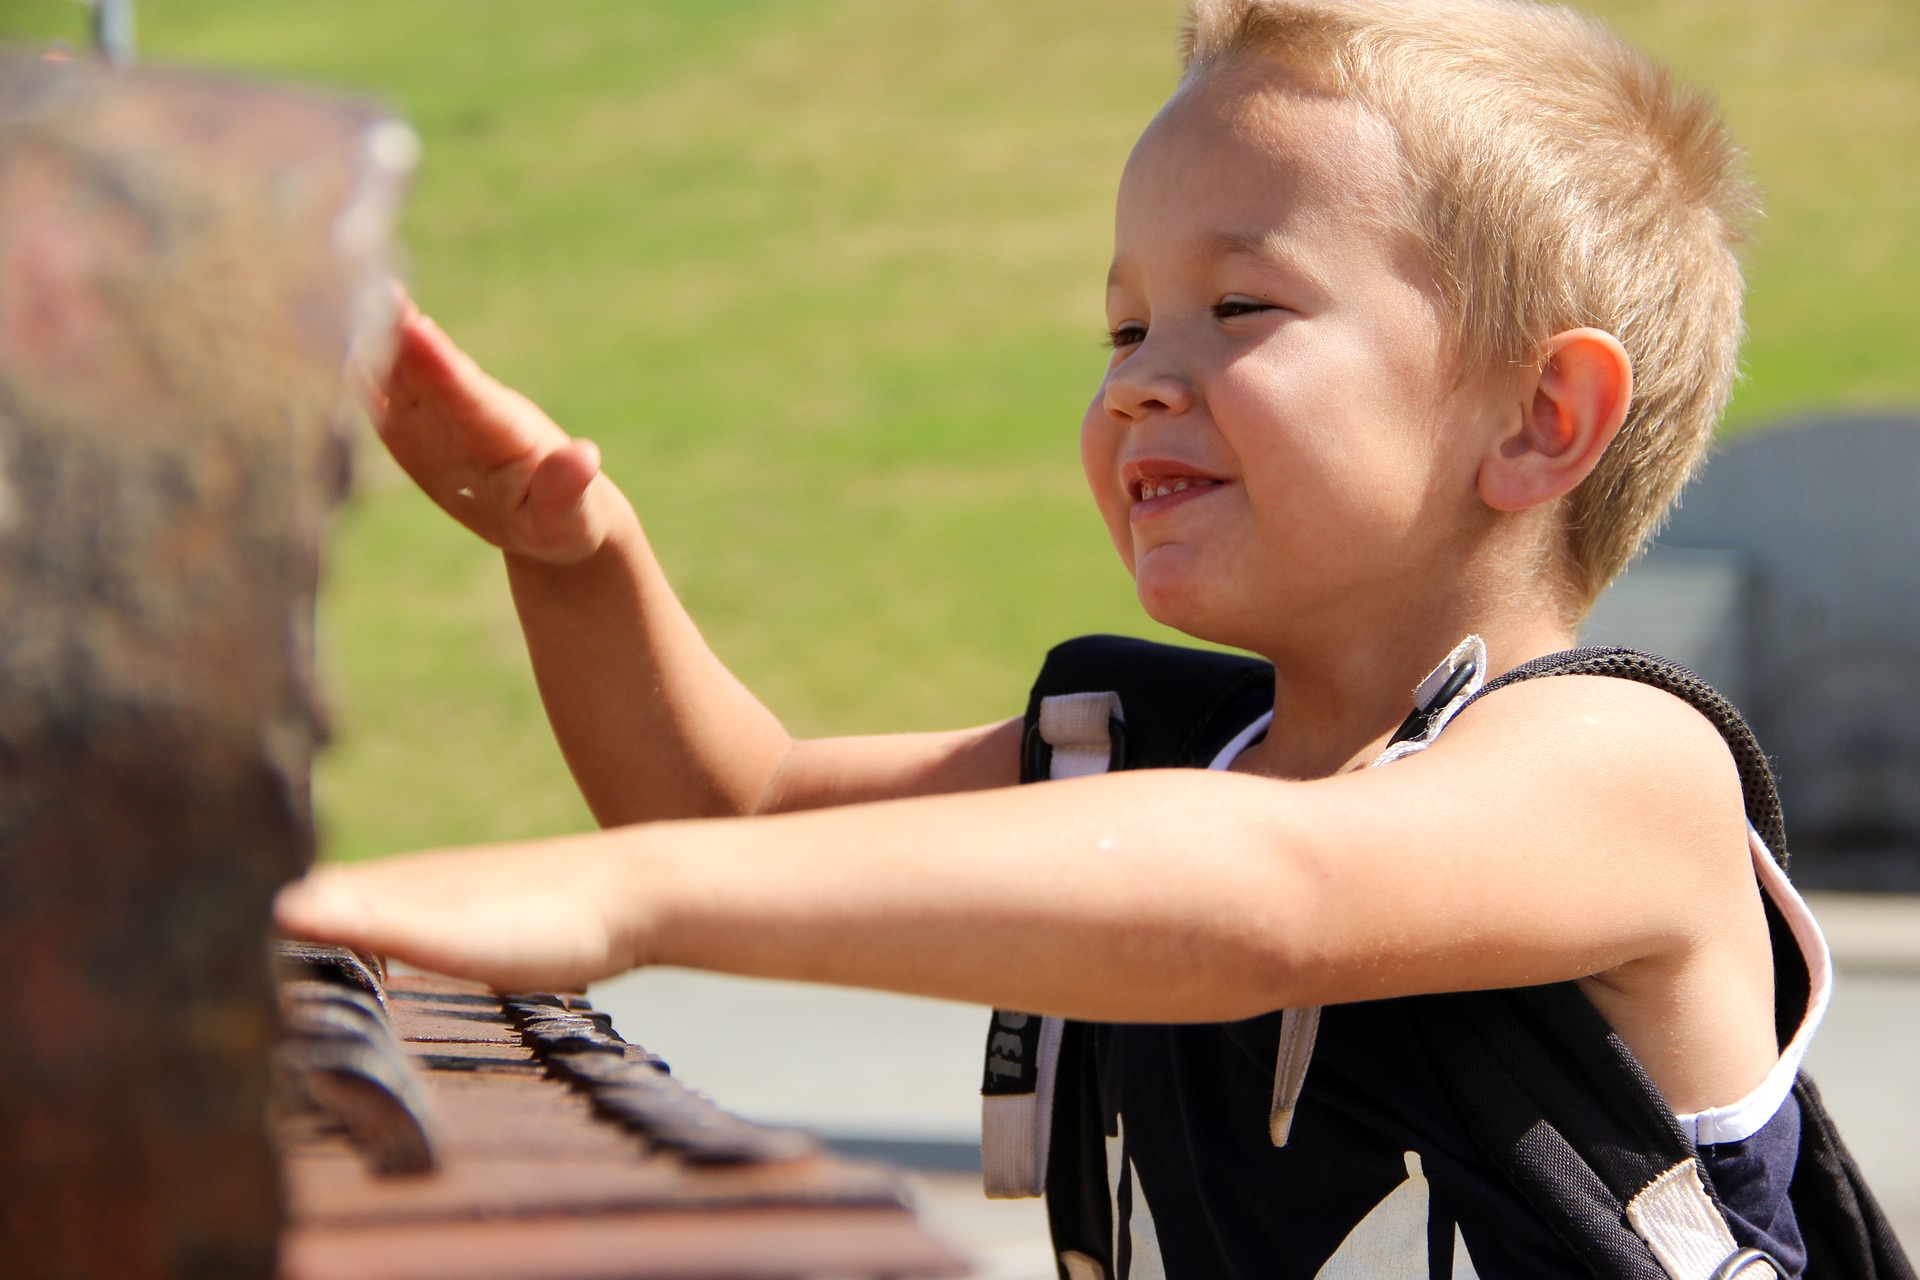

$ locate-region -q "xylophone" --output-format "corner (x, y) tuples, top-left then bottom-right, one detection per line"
(275, 944), (967, 1280)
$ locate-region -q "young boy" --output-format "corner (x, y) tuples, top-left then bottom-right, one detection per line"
(277, 1), (1840, 1275)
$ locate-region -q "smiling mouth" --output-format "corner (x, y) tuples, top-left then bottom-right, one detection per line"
(1133, 476), (1224, 502)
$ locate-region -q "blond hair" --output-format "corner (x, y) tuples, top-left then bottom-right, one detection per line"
(1182, 0), (1757, 605)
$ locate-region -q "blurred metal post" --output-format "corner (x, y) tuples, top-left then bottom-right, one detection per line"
(0, 50), (410, 1277)
(91, 0), (134, 67)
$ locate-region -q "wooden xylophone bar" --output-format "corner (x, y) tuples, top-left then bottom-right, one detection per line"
(277, 950), (965, 1279)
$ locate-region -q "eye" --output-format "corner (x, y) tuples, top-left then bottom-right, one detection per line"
(1105, 322), (1147, 350)
(1211, 295), (1278, 320)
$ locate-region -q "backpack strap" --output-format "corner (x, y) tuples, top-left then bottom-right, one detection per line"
(1432, 646), (1913, 1280)
(985, 635), (1488, 1202)
(1256, 636), (1492, 1149)
(982, 636), (1271, 1204)
(981, 694), (1117, 1199)
(1018, 634), (1273, 774)
(1461, 646), (1786, 865)
(1417, 984), (1752, 1280)
(1788, 1073), (1918, 1280)
(1463, 646), (1811, 1052)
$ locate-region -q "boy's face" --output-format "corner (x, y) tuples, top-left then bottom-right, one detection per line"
(1083, 65), (1503, 653)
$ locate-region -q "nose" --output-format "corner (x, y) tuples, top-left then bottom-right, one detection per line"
(1100, 337), (1195, 425)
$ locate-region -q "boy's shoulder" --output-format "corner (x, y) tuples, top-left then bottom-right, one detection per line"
(1420, 656), (1759, 889)
(1448, 650), (1759, 833)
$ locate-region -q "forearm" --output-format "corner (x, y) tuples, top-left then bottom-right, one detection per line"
(276, 768), (1315, 1013)
(630, 713), (1698, 1017)
(506, 492), (793, 826)
(635, 770), (1310, 1022)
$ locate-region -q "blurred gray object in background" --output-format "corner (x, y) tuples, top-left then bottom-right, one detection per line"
(1583, 413), (1920, 890)
(91, 0), (134, 66)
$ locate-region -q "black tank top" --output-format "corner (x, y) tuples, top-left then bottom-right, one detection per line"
(1051, 646), (1818, 1279)
(1095, 1001), (1806, 1277)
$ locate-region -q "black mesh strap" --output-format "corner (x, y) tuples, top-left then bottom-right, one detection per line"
(1430, 647), (1778, 1280)
(1417, 985), (1688, 1280)
(1462, 647), (1787, 866)
(1789, 1075), (1919, 1280)
(1464, 646), (1812, 1050)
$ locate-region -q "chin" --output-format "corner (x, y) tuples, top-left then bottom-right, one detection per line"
(1134, 563), (1294, 657)
(1135, 570), (1230, 644)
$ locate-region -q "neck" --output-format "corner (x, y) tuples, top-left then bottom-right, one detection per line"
(1233, 571), (1578, 781)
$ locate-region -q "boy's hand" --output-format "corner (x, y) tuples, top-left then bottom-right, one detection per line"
(274, 836), (648, 994)
(374, 289), (628, 565)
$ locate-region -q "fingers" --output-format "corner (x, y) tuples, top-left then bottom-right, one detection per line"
(366, 290), (612, 556)
(382, 305), (570, 464)
(535, 438), (603, 505)
(352, 358), (390, 421)
(522, 439), (606, 558)
(378, 291), (517, 446)
(273, 855), (624, 993)
(274, 863), (483, 983)
(392, 278), (420, 326)
(275, 869), (378, 949)
(370, 282), (423, 415)
(386, 309), (480, 414)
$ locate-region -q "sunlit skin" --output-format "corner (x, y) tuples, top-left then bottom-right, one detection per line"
(1087, 70), (1470, 654)
(277, 62), (1781, 1116)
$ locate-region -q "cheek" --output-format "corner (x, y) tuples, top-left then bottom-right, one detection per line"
(1080, 395), (1137, 571)
(1216, 361), (1429, 542)
(1231, 427), (1424, 604)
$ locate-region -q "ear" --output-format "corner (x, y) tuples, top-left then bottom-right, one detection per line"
(1477, 329), (1633, 513)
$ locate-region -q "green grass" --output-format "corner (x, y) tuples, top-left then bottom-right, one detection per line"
(18, 0), (1906, 859)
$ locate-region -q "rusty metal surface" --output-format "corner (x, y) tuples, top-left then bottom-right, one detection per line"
(281, 972), (966, 1279)
(504, 995), (820, 1165)
(280, 943), (392, 1014)
(0, 50), (407, 1278)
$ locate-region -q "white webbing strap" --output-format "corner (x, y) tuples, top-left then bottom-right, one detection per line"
(1268, 1005), (1321, 1147)
(1059, 1251), (1106, 1280)
(1370, 634), (1488, 768)
(1040, 691), (1122, 778)
(1625, 1161), (1776, 1279)
(1260, 637), (1488, 1149)
(982, 1013), (1065, 1198)
(980, 1090), (1042, 1199)
(982, 692), (1123, 1200)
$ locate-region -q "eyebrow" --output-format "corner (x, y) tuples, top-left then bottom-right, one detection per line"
(1106, 229), (1330, 297)
(1203, 230), (1275, 261)
(1204, 230), (1331, 296)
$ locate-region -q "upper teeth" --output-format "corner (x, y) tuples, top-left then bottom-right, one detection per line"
(1140, 479), (1201, 500)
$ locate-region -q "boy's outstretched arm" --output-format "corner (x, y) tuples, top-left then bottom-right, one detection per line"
(375, 296), (1020, 826)
(279, 674), (1771, 1107)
